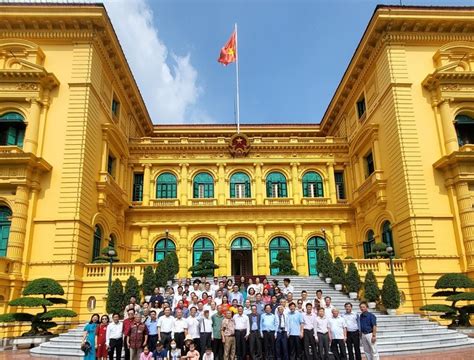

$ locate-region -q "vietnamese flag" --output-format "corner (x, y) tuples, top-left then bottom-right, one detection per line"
(218, 30), (237, 66)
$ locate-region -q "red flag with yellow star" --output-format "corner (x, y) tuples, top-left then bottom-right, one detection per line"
(218, 30), (237, 65)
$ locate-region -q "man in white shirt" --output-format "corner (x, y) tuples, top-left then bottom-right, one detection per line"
(191, 281), (202, 299)
(328, 308), (347, 360)
(282, 278), (294, 296)
(172, 308), (188, 355)
(157, 307), (175, 350)
(214, 289), (223, 306)
(173, 278), (184, 294)
(254, 277), (264, 295)
(172, 286), (184, 310)
(302, 303), (318, 360)
(342, 302), (361, 360)
(208, 301), (218, 318)
(210, 277), (220, 297)
(323, 296), (334, 318)
(233, 305), (250, 360)
(199, 309), (213, 352)
(186, 306), (201, 352)
(315, 307), (330, 360)
(300, 290), (311, 308)
(106, 312), (123, 360)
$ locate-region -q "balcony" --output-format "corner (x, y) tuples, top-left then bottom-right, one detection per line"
(301, 197), (330, 205)
(342, 258), (406, 276)
(150, 199), (180, 207)
(0, 146), (51, 186)
(352, 170), (387, 205)
(264, 198), (294, 205)
(84, 262), (155, 281)
(226, 198), (256, 206)
(96, 172), (128, 209)
(189, 198), (217, 206)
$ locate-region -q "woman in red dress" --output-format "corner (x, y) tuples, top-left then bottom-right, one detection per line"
(95, 314), (109, 360)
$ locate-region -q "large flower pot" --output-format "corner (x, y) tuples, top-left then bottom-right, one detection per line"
(349, 292), (358, 300)
(335, 284), (343, 291)
(319, 273), (324, 279)
(325, 277), (332, 284)
(368, 302), (376, 309)
(386, 309), (397, 316)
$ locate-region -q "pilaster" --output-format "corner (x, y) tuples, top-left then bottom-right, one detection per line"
(179, 225), (188, 277)
(23, 98), (42, 154)
(294, 224), (306, 274)
(438, 99), (458, 155)
(142, 164), (151, 206)
(218, 224), (228, 275)
(217, 163), (226, 206)
(140, 226), (149, 260)
(179, 163), (189, 205)
(254, 163), (264, 205)
(333, 224), (342, 258)
(326, 162), (337, 203)
(7, 185), (30, 274)
(291, 163), (301, 205)
(256, 223), (266, 274)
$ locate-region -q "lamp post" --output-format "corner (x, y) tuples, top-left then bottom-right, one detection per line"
(107, 246), (117, 293)
(386, 246), (394, 277)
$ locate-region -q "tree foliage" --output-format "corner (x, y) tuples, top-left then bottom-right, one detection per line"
(142, 266), (156, 297)
(155, 258), (169, 288)
(123, 275), (141, 305)
(270, 250), (299, 276)
(363, 270), (380, 303)
(316, 250), (324, 275)
(23, 278), (64, 296)
(332, 257), (345, 285)
(345, 262), (361, 293)
(166, 252), (180, 282)
(107, 278), (124, 315)
(381, 274), (400, 310)
(319, 250), (334, 279)
(188, 251), (219, 277)
(435, 273), (474, 290)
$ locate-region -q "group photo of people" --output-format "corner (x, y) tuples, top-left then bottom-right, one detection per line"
(81, 276), (379, 360)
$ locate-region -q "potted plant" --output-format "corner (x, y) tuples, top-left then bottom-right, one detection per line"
(270, 250), (299, 275)
(363, 270), (380, 309)
(332, 257), (345, 291)
(345, 262), (361, 300)
(321, 251), (334, 284)
(316, 250), (324, 278)
(381, 274), (400, 315)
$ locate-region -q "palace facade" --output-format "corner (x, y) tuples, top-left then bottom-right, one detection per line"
(0, 3), (473, 323)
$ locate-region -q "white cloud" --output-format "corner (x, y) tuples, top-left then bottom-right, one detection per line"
(102, 0), (209, 123)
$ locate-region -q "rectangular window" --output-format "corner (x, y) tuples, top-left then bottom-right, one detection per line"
(357, 97), (366, 119)
(132, 173), (144, 201)
(112, 98), (120, 117)
(335, 171), (346, 199)
(365, 152), (375, 178)
(107, 154), (116, 178)
(235, 183), (246, 198)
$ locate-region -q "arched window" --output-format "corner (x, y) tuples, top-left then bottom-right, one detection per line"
(302, 171), (324, 198)
(363, 230), (375, 259)
(307, 236), (327, 275)
(381, 221), (394, 251)
(0, 206), (12, 257)
(154, 238), (176, 262)
(269, 237), (290, 275)
(192, 237), (214, 268)
(0, 112), (25, 148)
(266, 172), (287, 198)
(231, 237), (252, 250)
(455, 114), (474, 146)
(92, 225), (102, 261)
(193, 172), (214, 198)
(156, 172), (177, 199)
(230, 172), (251, 198)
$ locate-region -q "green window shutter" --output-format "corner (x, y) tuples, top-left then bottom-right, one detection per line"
(316, 182), (323, 197)
(230, 183), (235, 198)
(303, 183), (308, 197)
(6, 127), (17, 146)
(245, 180), (251, 197)
(280, 182), (287, 197)
(266, 181), (272, 197)
(0, 225), (10, 257)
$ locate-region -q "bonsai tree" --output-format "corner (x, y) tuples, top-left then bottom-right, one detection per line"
(368, 242), (388, 259)
(141, 266), (156, 297)
(332, 257), (346, 286)
(155, 258), (169, 288)
(188, 251), (219, 277)
(363, 270), (380, 303)
(270, 250), (299, 275)
(345, 262), (361, 295)
(420, 273), (474, 327)
(166, 252), (179, 282)
(123, 275), (141, 306)
(93, 246), (120, 263)
(0, 278), (76, 335)
(106, 278), (124, 315)
(381, 274), (400, 310)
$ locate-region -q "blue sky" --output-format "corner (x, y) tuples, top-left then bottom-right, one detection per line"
(103, 0), (474, 125)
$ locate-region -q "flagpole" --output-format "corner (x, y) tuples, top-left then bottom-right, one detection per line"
(235, 23), (240, 134)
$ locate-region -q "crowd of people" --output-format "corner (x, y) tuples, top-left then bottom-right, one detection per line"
(81, 276), (379, 360)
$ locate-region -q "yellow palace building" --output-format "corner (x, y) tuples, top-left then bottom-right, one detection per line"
(0, 3), (473, 325)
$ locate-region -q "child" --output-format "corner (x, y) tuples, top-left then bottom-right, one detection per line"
(202, 347), (214, 360)
(185, 341), (200, 360)
(153, 341), (168, 360)
(140, 345), (153, 360)
(168, 339), (181, 360)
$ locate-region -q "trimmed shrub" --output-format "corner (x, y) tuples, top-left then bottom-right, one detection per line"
(381, 274), (400, 310)
(270, 250), (299, 275)
(123, 275), (140, 306)
(155, 260), (168, 288)
(166, 251), (180, 282)
(316, 250), (323, 274)
(188, 251), (219, 277)
(106, 278), (124, 315)
(345, 263), (361, 293)
(142, 266), (156, 297)
(332, 257), (345, 285)
(134, 258), (146, 262)
(363, 270), (380, 302)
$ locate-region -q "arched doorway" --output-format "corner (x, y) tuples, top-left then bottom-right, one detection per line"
(269, 237), (290, 275)
(231, 237), (253, 276)
(307, 236), (327, 275)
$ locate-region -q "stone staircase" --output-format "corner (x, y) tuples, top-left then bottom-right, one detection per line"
(29, 275), (473, 357)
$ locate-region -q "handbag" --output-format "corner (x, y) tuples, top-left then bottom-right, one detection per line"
(81, 341), (91, 355)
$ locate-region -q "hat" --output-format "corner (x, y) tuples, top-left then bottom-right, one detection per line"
(185, 334), (194, 342)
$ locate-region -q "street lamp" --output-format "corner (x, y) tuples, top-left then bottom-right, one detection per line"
(386, 246), (394, 277)
(107, 246), (117, 293)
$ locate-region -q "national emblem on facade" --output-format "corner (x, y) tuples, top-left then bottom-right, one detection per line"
(229, 133), (250, 157)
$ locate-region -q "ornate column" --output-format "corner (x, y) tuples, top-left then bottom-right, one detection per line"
(455, 182), (474, 269)
(372, 134), (382, 171)
(254, 163), (264, 205)
(333, 224), (342, 258)
(100, 137), (109, 173)
(291, 163), (301, 204)
(438, 100), (459, 155)
(218, 224), (228, 275)
(294, 224), (305, 274)
(179, 163), (189, 205)
(7, 185), (30, 273)
(178, 226), (189, 277)
(256, 223), (266, 274)
(352, 157), (361, 188)
(217, 163), (226, 205)
(142, 164), (151, 206)
(326, 162), (337, 203)
(140, 226), (149, 260)
(23, 98), (42, 154)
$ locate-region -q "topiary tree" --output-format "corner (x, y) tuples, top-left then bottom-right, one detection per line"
(368, 242), (388, 259)
(0, 278), (76, 336)
(93, 246), (120, 263)
(420, 273), (474, 327)
(345, 263), (361, 294)
(322, 251), (334, 279)
(316, 250), (323, 275)
(106, 278), (124, 315)
(188, 251), (219, 277)
(155, 258), (169, 288)
(270, 250), (299, 275)
(363, 270), (380, 303)
(142, 266), (156, 297)
(332, 257), (345, 285)
(166, 252), (179, 282)
(381, 274), (400, 310)
(123, 275), (140, 306)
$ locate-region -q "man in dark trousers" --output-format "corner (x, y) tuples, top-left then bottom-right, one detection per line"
(343, 303), (361, 360)
(248, 305), (262, 360)
(260, 304), (276, 360)
(233, 305), (250, 360)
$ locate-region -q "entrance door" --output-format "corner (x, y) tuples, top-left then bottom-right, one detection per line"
(231, 250), (253, 276)
(307, 236), (327, 275)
